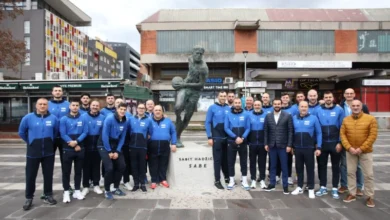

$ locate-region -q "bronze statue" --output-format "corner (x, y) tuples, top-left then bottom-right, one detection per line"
(172, 46), (209, 147)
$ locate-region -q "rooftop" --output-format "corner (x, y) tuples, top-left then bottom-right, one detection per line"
(45, 0), (91, 26)
(140, 8), (390, 23)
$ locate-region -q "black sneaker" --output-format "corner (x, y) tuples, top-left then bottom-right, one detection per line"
(141, 185), (147, 192)
(23, 199), (33, 211)
(214, 181), (224, 190)
(43, 196), (57, 205)
(283, 187), (290, 195)
(265, 185), (275, 192)
(224, 178), (229, 184)
(131, 185), (140, 192)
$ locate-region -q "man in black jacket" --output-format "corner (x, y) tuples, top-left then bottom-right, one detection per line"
(264, 98), (294, 194)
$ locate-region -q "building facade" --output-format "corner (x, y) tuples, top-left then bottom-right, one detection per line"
(106, 42), (140, 79)
(137, 9), (390, 113)
(0, 0), (91, 80)
(87, 39), (121, 79)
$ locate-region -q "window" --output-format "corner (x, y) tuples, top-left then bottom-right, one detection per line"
(25, 53), (30, 66)
(24, 37), (30, 50)
(107, 59), (110, 65)
(24, 21), (30, 34)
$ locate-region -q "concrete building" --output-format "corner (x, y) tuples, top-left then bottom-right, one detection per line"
(87, 39), (121, 79)
(106, 42), (140, 79)
(0, 0), (91, 80)
(137, 9), (390, 113)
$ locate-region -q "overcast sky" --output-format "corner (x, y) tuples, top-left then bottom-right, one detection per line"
(69, 0), (390, 54)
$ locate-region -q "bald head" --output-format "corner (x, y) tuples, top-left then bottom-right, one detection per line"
(90, 100), (101, 114)
(245, 96), (254, 109)
(114, 98), (124, 108)
(344, 88), (356, 101)
(351, 99), (363, 115)
(307, 89), (318, 105)
(298, 101), (309, 116)
(146, 100), (155, 112)
(36, 98), (49, 114)
(253, 100), (262, 112)
(261, 93), (270, 105)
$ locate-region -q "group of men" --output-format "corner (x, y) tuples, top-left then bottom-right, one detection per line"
(18, 85), (177, 211)
(206, 89), (377, 208)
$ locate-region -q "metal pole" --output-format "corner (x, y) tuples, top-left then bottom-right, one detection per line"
(244, 56), (247, 97)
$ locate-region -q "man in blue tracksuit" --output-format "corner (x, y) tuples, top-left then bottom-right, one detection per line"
(98, 103), (128, 200)
(307, 89), (321, 116)
(81, 100), (105, 196)
(100, 94), (116, 116)
(19, 98), (58, 210)
(261, 93), (274, 114)
(79, 93), (91, 115)
(290, 101), (322, 199)
(60, 99), (88, 203)
(205, 91), (231, 189)
(224, 98), (251, 191)
(315, 91), (344, 199)
(248, 100), (268, 189)
(129, 103), (153, 192)
(48, 85), (69, 167)
(244, 96), (254, 112)
(149, 105), (177, 189)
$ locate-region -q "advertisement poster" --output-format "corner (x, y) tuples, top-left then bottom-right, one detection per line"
(125, 99), (137, 115)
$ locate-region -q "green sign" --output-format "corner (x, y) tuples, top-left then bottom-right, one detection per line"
(0, 83), (19, 90)
(19, 82), (121, 90)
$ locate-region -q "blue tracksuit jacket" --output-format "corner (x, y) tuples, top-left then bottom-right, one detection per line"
(292, 114), (322, 149)
(129, 115), (153, 150)
(282, 104), (297, 116)
(262, 105), (274, 114)
(81, 112), (105, 151)
(205, 102), (231, 139)
(224, 108), (251, 141)
(316, 104), (345, 143)
(48, 99), (70, 119)
(248, 110), (267, 146)
(308, 102), (321, 116)
(18, 112), (59, 158)
(79, 106), (90, 115)
(100, 106), (116, 117)
(98, 113), (128, 152)
(60, 113), (88, 151)
(149, 117), (177, 154)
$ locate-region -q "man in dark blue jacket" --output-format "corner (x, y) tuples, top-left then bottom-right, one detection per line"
(261, 93), (274, 114)
(315, 91), (344, 199)
(98, 103), (128, 200)
(60, 99), (88, 203)
(264, 98), (293, 194)
(307, 89), (322, 115)
(100, 94), (116, 116)
(290, 101), (322, 199)
(248, 100), (268, 189)
(224, 98), (251, 191)
(129, 103), (153, 192)
(149, 105), (177, 189)
(79, 93), (91, 115)
(81, 100), (105, 196)
(244, 96), (254, 112)
(19, 98), (58, 210)
(205, 91), (231, 189)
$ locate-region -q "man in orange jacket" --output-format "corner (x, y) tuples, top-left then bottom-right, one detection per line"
(340, 100), (378, 208)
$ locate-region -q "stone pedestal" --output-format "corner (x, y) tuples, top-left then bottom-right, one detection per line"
(167, 141), (215, 189)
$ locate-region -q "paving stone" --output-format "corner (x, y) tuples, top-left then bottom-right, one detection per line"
(277, 208), (331, 220)
(156, 199), (171, 209)
(54, 197), (103, 208)
(215, 209), (263, 220)
(110, 199), (158, 209)
(0, 197), (29, 219)
(269, 199), (288, 209)
(149, 209), (198, 220)
(212, 199), (227, 209)
(22, 207), (80, 219)
(133, 209), (153, 220)
(319, 197), (347, 208)
(336, 208), (390, 220)
(319, 208), (348, 220)
(200, 209), (215, 220)
(68, 208), (93, 219)
(226, 199), (271, 209)
(281, 196), (331, 209)
(260, 209), (282, 220)
(96, 199), (115, 208)
(250, 191), (289, 200)
(84, 208), (139, 220)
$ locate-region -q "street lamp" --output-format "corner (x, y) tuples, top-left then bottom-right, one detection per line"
(242, 51), (248, 97)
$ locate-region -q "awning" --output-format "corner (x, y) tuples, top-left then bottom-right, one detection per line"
(123, 85), (153, 100)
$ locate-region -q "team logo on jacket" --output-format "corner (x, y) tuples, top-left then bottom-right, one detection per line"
(61, 107), (66, 112)
(260, 118), (265, 123)
(96, 121), (102, 126)
(161, 124), (166, 128)
(330, 112), (336, 117)
(304, 120), (310, 126)
(77, 121), (83, 126)
(119, 126), (124, 131)
(225, 110), (229, 114)
(140, 122), (145, 127)
(45, 121), (52, 126)
(239, 116), (244, 121)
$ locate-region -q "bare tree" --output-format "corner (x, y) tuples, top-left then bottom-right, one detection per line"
(0, 0), (26, 72)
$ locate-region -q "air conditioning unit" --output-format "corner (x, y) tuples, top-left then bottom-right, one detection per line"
(224, 77), (234, 84)
(49, 72), (66, 80)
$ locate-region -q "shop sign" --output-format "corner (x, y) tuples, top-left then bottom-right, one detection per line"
(362, 79), (390, 86)
(206, 78), (224, 84)
(278, 61), (352, 69)
(234, 81), (267, 89)
(298, 78), (320, 90)
(0, 83), (19, 90)
(20, 82), (120, 90)
(203, 84), (229, 90)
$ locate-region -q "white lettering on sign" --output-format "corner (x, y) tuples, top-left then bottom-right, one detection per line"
(277, 61), (352, 69)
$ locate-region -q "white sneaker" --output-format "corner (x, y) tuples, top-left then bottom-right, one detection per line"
(123, 182), (132, 191)
(72, 190), (85, 200)
(99, 178), (104, 187)
(227, 179), (235, 190)
(288, 177), (293, 185)
(63, 191), (71, 203)
(291, 187), (303, 195)
(110, 184), (115, 192)
(120, 177), (124, 185)
(260, 180), (267, 189)
(276, 176), (280, 184)
(251, 180), (256, 189)
(93, 186), (103, 195)
(81, 188), (89, 197)
(309, 189), (315, 199)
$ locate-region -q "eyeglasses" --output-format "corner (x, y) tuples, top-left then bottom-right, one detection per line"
(138, 107), (145, 109)
(344, 93), (354, 95)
